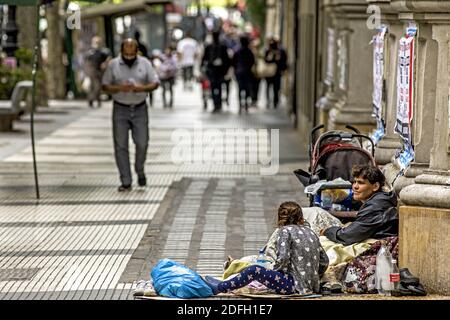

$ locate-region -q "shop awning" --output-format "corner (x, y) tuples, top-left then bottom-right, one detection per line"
(81, 0), (171, 19)
(0, 0), (39, 4)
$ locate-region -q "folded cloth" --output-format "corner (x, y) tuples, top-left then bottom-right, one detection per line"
(222, 259), (252, 280)
(320, 236), (377, 266)
(302, 207), (343, 237)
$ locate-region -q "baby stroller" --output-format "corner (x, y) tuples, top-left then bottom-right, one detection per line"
(294, 124), (376, 211)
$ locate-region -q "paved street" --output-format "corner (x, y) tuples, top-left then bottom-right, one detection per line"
(0, 81), (309, 299)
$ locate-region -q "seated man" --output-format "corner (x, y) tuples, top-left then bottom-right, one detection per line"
(320, 164), (398, 246)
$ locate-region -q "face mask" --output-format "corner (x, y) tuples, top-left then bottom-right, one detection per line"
(122, 56), (136, 67)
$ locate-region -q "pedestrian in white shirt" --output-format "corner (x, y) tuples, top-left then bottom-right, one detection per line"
(176, 32), (199, 90)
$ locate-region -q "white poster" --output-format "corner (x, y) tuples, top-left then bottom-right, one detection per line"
(371, 26), (387, 144)
(325, 28), (336, 86)
(395, 35), (415, 144)
(394, 26), (417, 171)
(337, 30), (349, 91)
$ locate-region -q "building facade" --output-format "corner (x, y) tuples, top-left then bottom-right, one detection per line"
(270, 0), (450, 294)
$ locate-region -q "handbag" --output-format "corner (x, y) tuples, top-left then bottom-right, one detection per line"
(256, 59), (277, 78)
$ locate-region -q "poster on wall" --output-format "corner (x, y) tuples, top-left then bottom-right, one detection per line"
(370, 25), (388, 145)
(395, 28), (416, 143)
(337, 30), (349, 91)
(394, 25), (417, 170)
(325, 28), (336, 87)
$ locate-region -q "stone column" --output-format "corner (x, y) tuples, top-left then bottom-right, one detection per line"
(265, 0), (281, 39)
(390, 0), (450, 295)
(367, 0), (404, 165)
(296, 0), (319, 142)
(315, 1), (341, 130)
(327, 0), (376, 134)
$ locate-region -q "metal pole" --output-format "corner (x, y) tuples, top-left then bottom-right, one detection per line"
(30, 3), (40, 200)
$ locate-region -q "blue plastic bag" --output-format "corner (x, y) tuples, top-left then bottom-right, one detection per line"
(150, 259), (213, 298)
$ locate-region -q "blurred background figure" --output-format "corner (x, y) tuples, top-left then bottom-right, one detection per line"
(83, 36), (111, 108)
(135, 30), (153, 106)
(156, 46), (178, 108)
(134, 30), (149, 58)
(249, 38), (262, 108)
(232, 35), (255, 114)
(221, 26), (239, 108)
(201, 29), (231, 113)
(264, 36), (288, 109)
(176, 31), (199, 91)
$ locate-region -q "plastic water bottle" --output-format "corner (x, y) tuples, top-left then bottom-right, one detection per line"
(390, 259), (401, 296)
(376, 243), (393, 296)
(256, 249), (271, 269)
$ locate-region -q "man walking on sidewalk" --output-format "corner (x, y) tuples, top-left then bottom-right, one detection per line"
(102, 39), (159, 192)
(201, 30), (231, 113)
(84, 36), (111, 108)
(176, 31), (199, 91)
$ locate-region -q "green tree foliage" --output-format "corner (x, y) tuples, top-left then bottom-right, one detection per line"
(245, 0), (266, 36)
(0, 48), (44, 101)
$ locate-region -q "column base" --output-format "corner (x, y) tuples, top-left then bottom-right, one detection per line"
(382, 163), (428, 195)
(375, 137), (403, 165)
(399, 173), (450, 208)
(399, 205), (450, 295)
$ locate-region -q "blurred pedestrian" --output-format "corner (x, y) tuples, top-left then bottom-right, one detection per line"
(232, 35), (255, 114)
(201, 30), (231, 113)
(249, 38), (262, 108)
(157, 46), (178, 108)
(134, 30), (149, 58)
(221, 27), (238, 108)
(83, 36), (111, 108)
(134, 31), (156, 107)
(176, 31), (199, 91)
(264, 37), (288, 109)
(102, 38), (159, 192)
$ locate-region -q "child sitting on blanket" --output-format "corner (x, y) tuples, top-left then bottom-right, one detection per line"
(204, 201), (329, 295)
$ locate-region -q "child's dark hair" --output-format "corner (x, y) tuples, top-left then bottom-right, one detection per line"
(277, 201), (304, 227)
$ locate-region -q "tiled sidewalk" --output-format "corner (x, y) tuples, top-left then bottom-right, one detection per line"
(0, 82), (307, 299)
(120, 176), (309, 286)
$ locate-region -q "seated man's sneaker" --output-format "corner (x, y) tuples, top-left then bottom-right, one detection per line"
(138, 175), (147, 187)
(203, 275), (221, 295)
(118, 185), (132, 192)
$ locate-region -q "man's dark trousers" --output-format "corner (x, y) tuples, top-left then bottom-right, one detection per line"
(209, 76), (223, 111)
(112, 101), (148, 186)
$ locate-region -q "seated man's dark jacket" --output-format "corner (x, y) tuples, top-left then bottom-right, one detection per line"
(323, 191), (398, 246)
